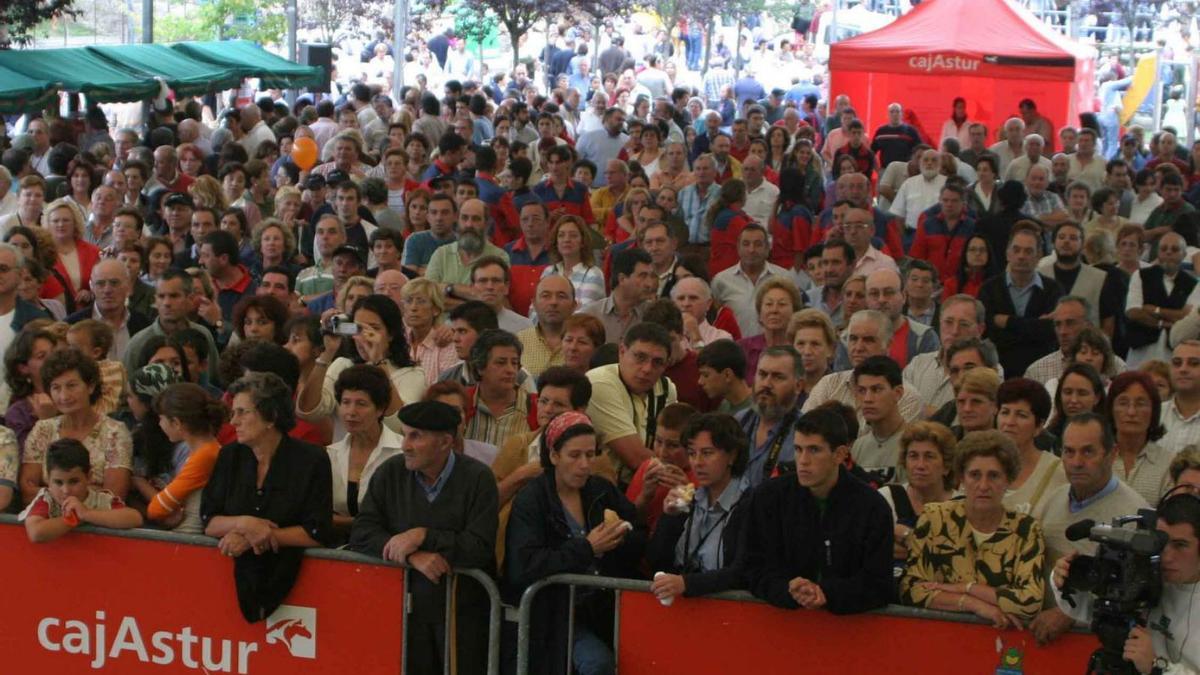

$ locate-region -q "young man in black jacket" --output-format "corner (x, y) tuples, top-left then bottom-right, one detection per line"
(741, 407), (894, 614)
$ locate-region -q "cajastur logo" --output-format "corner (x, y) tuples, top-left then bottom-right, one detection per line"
(265, 605), (317, 659)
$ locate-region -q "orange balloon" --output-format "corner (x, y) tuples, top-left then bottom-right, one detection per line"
(291, 137), (318, 170)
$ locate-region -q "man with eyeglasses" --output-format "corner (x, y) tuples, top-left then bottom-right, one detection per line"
(66, 259), (151, 360)
(904, 295), (990, 413)
(864, 268), (939, 369)
(1024, 296), (1124, 384)
(1126, 231), (1200, 367)
(844, 207), (897, 278)
(586, 322), (678, 488)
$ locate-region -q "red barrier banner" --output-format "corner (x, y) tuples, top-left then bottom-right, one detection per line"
(619, 592), (1099, 674)
(0, 523), (405, 674)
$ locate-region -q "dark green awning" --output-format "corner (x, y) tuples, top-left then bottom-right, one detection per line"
(86, 44), (244, 97)
(0, 47), (160, 103)
(0, 64), (57, 114)
(171, 40), (323, 90)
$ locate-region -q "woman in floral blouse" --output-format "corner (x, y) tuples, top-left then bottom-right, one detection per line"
(18, 347), (133, 504)
(900, 429), (1045, 627)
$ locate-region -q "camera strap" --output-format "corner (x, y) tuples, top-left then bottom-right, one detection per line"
(682, 506), (733, 572)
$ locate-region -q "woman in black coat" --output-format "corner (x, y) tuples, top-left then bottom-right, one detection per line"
(646, 412), (750, 602)
(503, 412), (646, 675)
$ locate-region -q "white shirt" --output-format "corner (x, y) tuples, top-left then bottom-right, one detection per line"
(743, 180), (780, 228)
(1126, 268), (1200, 367)
(0, 306), (14, 409)
(890, 174), (946, 230)
(1130, 193), (1164, 226)
(1160, 397), (1200, 454)
(0, 190), (16, 220)
(851, 245), (899, 278)
(1003, 154), (1053, 183)
(240, 120), (276, 159)
(940, 118), (972, 146)
(326, 425), (405, 517)
(711, 262), (792, 338)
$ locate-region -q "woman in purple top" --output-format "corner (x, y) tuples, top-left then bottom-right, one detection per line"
(738, 278), (805, 386)
(3, 327), (59, 454)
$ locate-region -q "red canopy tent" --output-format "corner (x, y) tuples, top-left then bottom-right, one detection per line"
(828, 0), (1095, 148)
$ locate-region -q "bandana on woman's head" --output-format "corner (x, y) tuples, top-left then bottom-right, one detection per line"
(131, 363), (180, 399)
(544, 411), (592, 452)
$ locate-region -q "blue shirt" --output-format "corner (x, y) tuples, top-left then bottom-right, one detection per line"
(306, 291), (336, 316)
(679, 181), (721, 243)
(416, 451), (456, 503)
(402, 230), (456, 267)
(675, 477), (747, 572)
(1005, 270), (1043, 317)
(737, 408), (799, 489)
(1069, 476), (1121, 513)
(575, 130), (629, 187)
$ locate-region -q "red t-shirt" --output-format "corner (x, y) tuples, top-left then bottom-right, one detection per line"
(624, 458), (697, 534)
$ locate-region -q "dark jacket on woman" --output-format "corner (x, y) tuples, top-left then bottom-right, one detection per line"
(740, 466), (893, 614)
(200, 435), (334, 622)
(503, 471), (646, 675)
(644, 485), (750, 597)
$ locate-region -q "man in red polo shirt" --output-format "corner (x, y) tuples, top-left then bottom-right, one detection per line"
(504, 201), (554, 315)
(199, 229), (257, 331)
(473, 145), (520, 246)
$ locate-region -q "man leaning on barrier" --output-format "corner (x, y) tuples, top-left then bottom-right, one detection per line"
(348, 400), (499, 675)
(741, 407), (894, 614)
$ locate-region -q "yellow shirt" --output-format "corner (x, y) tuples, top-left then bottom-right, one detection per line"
(517, 325), (564, 379)
(585, 363), (677, 484)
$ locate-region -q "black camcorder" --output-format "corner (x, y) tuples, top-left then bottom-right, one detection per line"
(1060, 510), (1168, 674)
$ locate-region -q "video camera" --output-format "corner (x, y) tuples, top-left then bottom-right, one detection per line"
(1060, 510), (1168, 675)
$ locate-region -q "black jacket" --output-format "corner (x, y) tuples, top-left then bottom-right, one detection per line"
(503, 472), (646, 675)
(740, 466), (893, 614)
(66, 306), (152, 337)
(978, 271), (1062, 379)
(644, 486), (749, 597)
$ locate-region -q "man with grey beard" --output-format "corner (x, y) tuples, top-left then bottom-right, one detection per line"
(425, 198), (510, 307)
(733, 345), (805, 489)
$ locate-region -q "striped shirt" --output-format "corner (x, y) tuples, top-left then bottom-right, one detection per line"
(1113, 442), (1174, 506)
(1160, 398), (1200, 454)
(464, 387), (534, 448)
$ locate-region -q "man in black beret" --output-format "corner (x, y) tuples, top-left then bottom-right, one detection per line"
(348, 400), (498, 675)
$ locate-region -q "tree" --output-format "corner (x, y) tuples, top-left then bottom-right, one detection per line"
(448, 0), (564, 69)
(156, 0), (287, 46)
(298, 0), (393, 45)
(0, 0), (78, 48)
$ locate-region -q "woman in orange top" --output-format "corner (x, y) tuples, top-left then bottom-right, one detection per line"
(148, 382), (227, 534)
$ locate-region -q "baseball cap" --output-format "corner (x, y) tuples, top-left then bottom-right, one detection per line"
(305, 173), (327, 189)
(163, 192), (194, 209)
(331, 244), (366, 267)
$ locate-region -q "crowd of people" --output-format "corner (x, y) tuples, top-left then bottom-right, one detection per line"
(5, 15), (1200, 675)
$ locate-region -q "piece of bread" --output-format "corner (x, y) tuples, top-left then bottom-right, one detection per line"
(603, 508), (621, 525)
(677, 483), (696, 502)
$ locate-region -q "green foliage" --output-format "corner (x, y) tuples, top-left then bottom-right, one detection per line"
(452, 2), (497, 46)
(155, 0), (287, 45)
(0, 0), (79, 47)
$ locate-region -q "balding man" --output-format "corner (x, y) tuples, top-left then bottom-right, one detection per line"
(145, 145), (193, 194)
(871, 102), (922, 168)
(177, 118), (212, 155)
(890, 150), (946, 232)
(426, 198), (510, 299)
(680, 154), (722, 244)
(1004, 134), (1053, 183)
(1126, 231), (1200, 366)
(1021, 165), (1069, 226)
(517, 275), (576, 377)
(844, 207), (898, 277)
(801, 309), (925, 432)
(988, 117), (1026, 176)
(239, 103), (276, 158)
(671, 276), (732, 350)
(864, 268), (940, 368)
(66, 258), (151, 359)
(373, 269), (408, 307)
(650, 142), (694, 193)
(85, 185), (120, 249)
(591, 159), (630, 231)
(813, 172), (905, 258)
(742, 155), (780, 228)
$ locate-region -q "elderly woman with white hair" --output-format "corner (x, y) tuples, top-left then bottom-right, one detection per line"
(670, 277), (732, 351)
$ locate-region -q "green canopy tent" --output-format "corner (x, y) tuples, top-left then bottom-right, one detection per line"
(0, 64), (57, 114)
(86, 44), (244, 97)
(0, 47), (160, 103)
(171, 40), (323, 90)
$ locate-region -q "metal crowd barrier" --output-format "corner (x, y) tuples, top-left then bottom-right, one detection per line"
(0, 515), (502, 675)
(514, 572), (1092, 675)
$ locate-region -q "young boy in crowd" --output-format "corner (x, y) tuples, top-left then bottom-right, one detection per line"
(21, 439), (142, 543)
(625, 402), (699, 531)
(65, 319), (127, 416)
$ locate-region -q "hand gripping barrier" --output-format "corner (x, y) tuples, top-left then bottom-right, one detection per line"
(516, 572), (1100, 675)
(0, 516), (502, 675)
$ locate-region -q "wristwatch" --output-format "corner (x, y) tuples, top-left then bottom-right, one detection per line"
(444, 284), (456, 299)
(1151, 656), (1169, 675)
